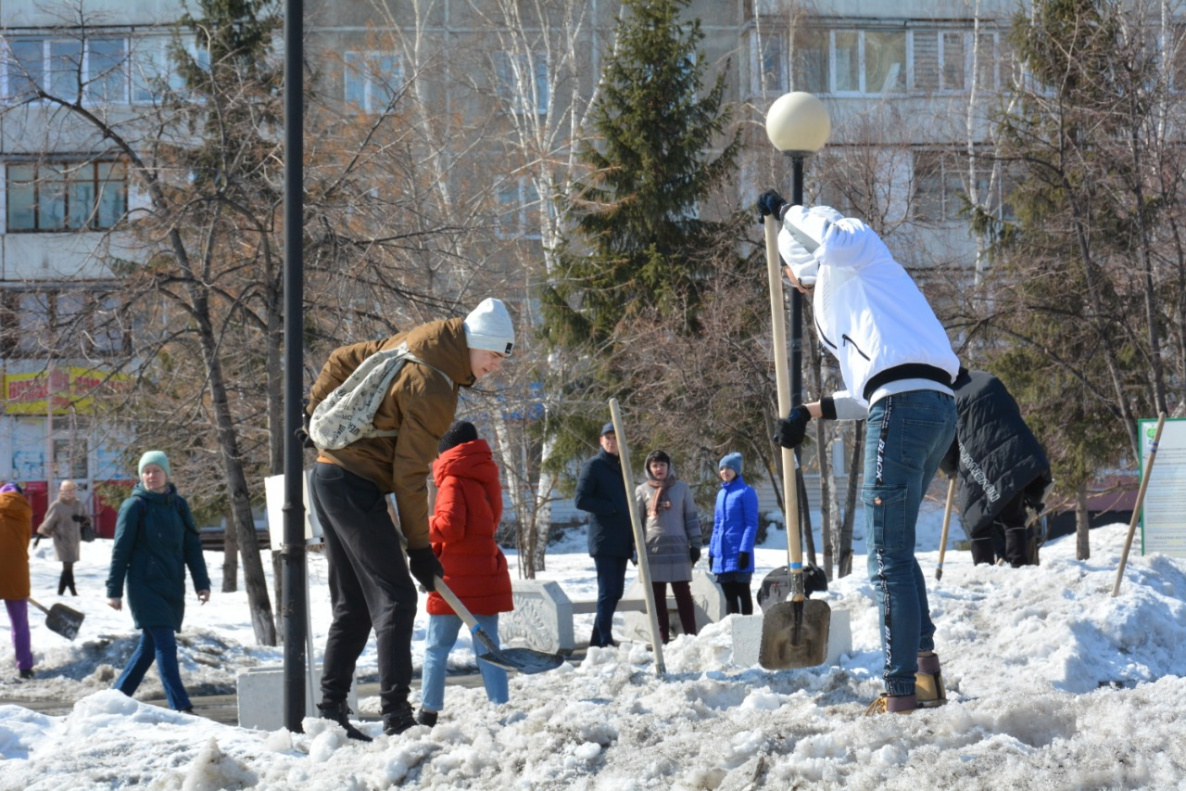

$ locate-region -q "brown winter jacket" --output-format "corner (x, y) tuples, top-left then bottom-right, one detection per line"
(37, 497), (88, 563)
(0, 490), (33, 599)
(307, 317), (474, 550)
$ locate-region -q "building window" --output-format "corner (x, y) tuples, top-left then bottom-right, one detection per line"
(6, 161), (127, 232)
(494, 177), (541, 240)
(792, 26), (999, 97)
(344, 51), (402, 113)
(494, 52), (548, 115)
(751, 30), (788, 95)
(5, 37), (131, 104)
(131, 36), (209, 103)
(913, 150), (966, 222)
(1, 288), (127, 358)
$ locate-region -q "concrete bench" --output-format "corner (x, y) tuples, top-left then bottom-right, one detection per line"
(501, 571), (727, 654)
(237, 666), (357, 730)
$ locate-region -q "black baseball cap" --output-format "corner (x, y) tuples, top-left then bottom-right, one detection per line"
(600, 422), (616, 436)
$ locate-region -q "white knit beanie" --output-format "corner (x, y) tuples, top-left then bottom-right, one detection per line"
(463, 298), (515, 356)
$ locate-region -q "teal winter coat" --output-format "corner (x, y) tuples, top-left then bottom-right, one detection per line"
(105, 483), (211, 631)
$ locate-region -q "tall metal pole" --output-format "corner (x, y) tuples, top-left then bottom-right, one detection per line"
(282, 0), (308, 733)
(789, 155), (805, 409)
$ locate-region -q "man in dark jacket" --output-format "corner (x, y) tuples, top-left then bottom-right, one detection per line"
(574, 423), (634, 648)
(939, 369), (1053, 567)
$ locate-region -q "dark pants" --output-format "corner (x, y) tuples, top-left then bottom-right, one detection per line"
(652, 581), (697, 643)
(971, 492), (1036, 568)
(719, 581), (753, 615)
(310, 462), (418, 716)
(114, 626), (191, 710)
(591, 556), (627, 647)
(58, 562), (76, 596)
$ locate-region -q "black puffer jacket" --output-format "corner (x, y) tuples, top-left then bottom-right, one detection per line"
(575, 449), (634, 558)
(939, 369), (1052, 536)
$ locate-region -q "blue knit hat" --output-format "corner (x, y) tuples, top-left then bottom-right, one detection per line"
(138, 450), (171, 477)
(719, 452), (742, 476)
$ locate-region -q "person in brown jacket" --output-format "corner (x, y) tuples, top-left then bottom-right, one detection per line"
(305, 298), (514, 740)
(36, 480), (89, 596)
(1, 482), (35, 679)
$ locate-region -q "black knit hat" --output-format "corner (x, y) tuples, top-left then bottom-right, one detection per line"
(438, 421), (478, 454)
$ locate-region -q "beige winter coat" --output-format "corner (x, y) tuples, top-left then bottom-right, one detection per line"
(37, 497), (88, 563)
(307, 318), (475, 551)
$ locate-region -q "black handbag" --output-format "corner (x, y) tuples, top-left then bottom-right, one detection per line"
(74, 513), (96, 542)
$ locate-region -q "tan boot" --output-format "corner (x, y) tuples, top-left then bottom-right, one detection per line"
(865, 693), (917, 716)
(916, 651), (947, 708)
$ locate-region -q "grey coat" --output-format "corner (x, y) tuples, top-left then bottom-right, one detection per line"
(37, 497), (87, 563)
(634, 476), (701, 583)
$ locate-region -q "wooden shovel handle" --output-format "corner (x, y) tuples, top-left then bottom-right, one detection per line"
(764, 215), (804, 594)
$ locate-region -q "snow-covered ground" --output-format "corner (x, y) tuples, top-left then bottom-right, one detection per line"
(2, 499), (1185, 790)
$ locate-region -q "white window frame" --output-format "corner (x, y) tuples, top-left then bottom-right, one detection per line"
(494, 176), (541, 240)
(343, 51), (402, 113)
(494, 51), (549, 115)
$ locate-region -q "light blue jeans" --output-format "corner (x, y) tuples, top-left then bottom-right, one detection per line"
(863, 390), (957, 697)
(113, 626), (192, 711)
(420, 613), (509, 712)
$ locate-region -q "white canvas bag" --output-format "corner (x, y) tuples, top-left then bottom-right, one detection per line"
(308, 342), (449, 450)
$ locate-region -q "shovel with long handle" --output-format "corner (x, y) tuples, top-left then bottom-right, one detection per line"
(758, 214), (831, 670)
(935, 476), (957, 581)
(28, 597), (85, 641)
(432, 577), (564, 674)
(1112, 412), (1167, 597)
(609, 398), (666, 676)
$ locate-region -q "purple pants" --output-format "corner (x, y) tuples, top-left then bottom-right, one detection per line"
(5, 599), (33, 672)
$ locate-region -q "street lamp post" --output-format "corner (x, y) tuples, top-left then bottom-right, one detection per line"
(764, 92), (830, 549)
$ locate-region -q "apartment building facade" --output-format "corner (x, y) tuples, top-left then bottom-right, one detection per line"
(0, 0), (1021, 529)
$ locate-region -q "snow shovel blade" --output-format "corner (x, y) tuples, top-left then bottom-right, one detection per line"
(471, 628), (564, 675)
(29, 598), (84, 641)
(758, 598), (831, 669)
(432, 576), (564, 675)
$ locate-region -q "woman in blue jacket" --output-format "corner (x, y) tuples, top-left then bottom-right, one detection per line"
(709, 453), (759, 615)
(105, 451), (211, 713)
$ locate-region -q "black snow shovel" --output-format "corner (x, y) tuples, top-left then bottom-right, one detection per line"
(433, 577), (564, 675)
(29, 597), (85, 640)
(758, 214), (831, 670)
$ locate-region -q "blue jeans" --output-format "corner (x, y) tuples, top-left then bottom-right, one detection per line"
(114, 626), (192, 711)
(591, 556), (628, 647)
(420, 613), (508, 712)
(863, 390), (957, 697)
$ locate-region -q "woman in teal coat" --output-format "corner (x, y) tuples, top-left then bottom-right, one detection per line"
(105, 451), (211, 712)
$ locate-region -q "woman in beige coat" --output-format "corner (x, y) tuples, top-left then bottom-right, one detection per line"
(633, 450), (702, 643)
(36, 480), (89, 596)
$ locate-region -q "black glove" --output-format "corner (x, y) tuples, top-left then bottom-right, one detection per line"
(757, 189), (787, 224)
(689, 546), (701, 564)
(774, 405), (811, 449)
(737, 551), (750, 569)
(407, 547), (445, 592)
(295, 427), (317, 450)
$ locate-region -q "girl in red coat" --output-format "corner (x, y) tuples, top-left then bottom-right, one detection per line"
(418, 421), (512, 727)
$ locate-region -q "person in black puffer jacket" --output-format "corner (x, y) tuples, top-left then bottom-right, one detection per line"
(939, 369), (1053, 567)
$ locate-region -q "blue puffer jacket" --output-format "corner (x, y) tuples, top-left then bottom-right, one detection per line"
(710, 476), (759, 574)
(105, 483), (211, 631)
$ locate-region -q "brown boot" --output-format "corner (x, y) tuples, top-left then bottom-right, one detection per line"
(865, 693), (917, 715)
(916, 651), (947, 708)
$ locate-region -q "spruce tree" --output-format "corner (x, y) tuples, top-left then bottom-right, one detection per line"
(540, 0), (739, 350)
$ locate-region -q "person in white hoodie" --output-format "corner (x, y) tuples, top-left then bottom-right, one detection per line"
(758, 191), (959, 715)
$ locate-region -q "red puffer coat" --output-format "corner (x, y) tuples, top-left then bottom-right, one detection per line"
(427, 438), (513, 616)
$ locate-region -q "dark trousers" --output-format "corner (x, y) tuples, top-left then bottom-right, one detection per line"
(652, 581), (697, 643)
(113, 626), (191, 710)
(719, 581), (753, 615)
(58, 562), (76, 596)
(591, 556), (627, 647)
(310, 462), (418, 715)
